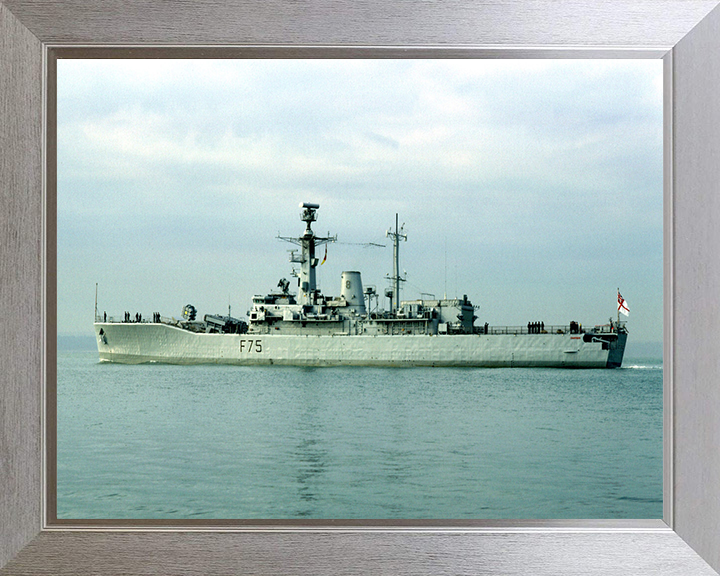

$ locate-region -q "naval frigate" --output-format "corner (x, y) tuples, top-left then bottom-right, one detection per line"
(94, 202), (628, 367)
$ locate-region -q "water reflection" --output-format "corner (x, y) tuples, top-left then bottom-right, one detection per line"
(292, 385), (328, 516)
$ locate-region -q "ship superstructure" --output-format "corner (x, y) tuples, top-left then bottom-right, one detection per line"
(94, 203), (628, 367)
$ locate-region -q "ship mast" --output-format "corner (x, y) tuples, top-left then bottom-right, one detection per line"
(386, 213), (407, 312)
(278, 203), (336, 306)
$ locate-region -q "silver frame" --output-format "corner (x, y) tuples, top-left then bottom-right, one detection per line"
(2, 2), (720, 574)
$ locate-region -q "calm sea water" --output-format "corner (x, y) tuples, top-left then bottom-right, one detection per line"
(57, 350), (662, 519)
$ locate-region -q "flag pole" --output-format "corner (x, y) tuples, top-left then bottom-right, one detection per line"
(617, 287), (620, 332)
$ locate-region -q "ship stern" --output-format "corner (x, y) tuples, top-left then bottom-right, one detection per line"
(606, 331), (628, 368)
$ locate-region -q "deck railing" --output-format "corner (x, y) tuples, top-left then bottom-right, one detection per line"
(480, 325), (582, 335)
(479, 323), (623, 335)
(95, 314), (171, 324)
(96, 313), (625, 336)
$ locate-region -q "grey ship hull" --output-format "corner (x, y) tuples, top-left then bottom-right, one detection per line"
(94, 322), (627, 368)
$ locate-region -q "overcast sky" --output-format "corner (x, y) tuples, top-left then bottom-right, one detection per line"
(57, 59), (663, 345)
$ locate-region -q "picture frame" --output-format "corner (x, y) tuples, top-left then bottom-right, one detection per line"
(2, 1), (720, 574)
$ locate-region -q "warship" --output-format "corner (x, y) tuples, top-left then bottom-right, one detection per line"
(94, 202), (628, 368)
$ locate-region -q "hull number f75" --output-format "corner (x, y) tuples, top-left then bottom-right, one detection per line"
(239, 340), (262, 353)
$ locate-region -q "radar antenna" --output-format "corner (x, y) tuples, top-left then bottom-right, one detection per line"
(277, 203), (337, 306)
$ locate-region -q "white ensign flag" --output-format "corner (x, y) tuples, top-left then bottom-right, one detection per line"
(618, 291), (629, 317)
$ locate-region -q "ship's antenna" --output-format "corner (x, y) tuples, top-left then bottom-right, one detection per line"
(386, 213), (407, 312)
(95, 283), (98, 321)
(444, 236), (447, 300)
(277, 203), (336, 306)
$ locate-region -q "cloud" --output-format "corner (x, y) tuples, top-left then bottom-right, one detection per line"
(57, 59), (663, 342)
